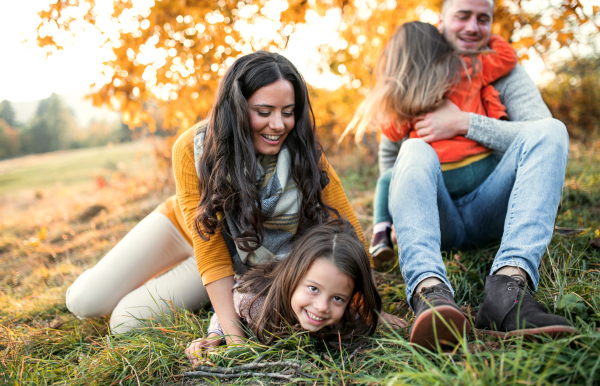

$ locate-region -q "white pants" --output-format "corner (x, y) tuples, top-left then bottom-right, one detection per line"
(66, 212), (209, 334)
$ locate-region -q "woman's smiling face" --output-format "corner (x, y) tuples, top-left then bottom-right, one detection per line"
(247, 79), (296, 156)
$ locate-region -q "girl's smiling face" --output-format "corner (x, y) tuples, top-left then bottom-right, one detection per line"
(247, 79), (296, 156)
(290, 258), (354, 332)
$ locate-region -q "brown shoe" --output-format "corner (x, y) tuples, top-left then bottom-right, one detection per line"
(475, 274), (577, 339)
(409, 283), (471, 350)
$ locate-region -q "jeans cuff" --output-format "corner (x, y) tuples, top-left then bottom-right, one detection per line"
(406, 273), (454, 312)
(490, 261), (539, 291)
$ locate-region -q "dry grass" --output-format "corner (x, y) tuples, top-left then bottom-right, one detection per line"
(1, 139), (599, 385)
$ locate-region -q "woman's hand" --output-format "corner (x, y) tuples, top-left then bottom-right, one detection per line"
(379, 312), (408, 329)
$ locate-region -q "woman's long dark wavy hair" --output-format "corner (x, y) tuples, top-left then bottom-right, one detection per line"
(236, 219), (382, 344)
(194, 51), (337, 250)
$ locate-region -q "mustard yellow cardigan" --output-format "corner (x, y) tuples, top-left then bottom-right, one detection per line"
(155, 126), (370, 285)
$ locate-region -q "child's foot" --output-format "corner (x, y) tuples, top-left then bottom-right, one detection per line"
(369, 227), (394, 270)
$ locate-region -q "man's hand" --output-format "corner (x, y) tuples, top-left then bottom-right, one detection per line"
(413, 99), (469, 142)
(379, 312), (408, 329)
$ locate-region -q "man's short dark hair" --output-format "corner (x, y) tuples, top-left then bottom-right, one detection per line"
(441, 0), (495, 15)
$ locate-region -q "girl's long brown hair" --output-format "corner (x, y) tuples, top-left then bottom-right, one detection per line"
(344, 21), (480, 141)
(236, 219), (381, 344)
(194, 51), (338, 250)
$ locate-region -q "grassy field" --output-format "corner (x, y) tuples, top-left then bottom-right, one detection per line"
(0, 141), (158, 196)
(1, 140), (599, 385)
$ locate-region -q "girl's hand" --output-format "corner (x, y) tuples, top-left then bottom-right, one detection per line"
(185, 333), (223, 366)
(380, 312), (408, 329)
(185, 334), (247, 366)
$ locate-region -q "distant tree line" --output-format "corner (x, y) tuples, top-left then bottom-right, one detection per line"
(541, 56), (600, 144)
(1, 53), (598, 161)
(0, 94), (143, 160)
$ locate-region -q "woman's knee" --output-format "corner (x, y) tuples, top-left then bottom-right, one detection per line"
(66, 269), (116, 318)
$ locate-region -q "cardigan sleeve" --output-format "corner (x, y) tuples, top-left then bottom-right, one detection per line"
(172, 127), (234, 285)
(321, 156), (373, 266)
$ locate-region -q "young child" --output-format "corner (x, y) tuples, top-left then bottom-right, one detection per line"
(346, 21), (517, 265)
(196, 220), (381, 351)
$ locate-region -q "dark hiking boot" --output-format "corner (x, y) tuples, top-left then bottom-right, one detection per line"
(409, 283), (471, 350)
(475, 274), (577, 338)
(370, 227), (394, 270)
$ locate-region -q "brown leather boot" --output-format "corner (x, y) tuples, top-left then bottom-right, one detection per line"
(475, 274), (577, 338)
(410, 283), (471, 350)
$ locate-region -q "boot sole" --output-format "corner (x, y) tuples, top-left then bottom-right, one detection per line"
(476, 325), (577, 339)
(372, 247), (395, 270)
(410, 305), (471, 350)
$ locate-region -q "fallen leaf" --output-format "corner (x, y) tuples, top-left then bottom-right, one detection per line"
(38, 226), (47, 241)
(49, 320), (63, 329)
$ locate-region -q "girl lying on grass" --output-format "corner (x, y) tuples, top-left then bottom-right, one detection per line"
(186, 220), (382, 365)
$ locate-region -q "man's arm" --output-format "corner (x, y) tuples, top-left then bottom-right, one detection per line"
(466, 64), (552, 152)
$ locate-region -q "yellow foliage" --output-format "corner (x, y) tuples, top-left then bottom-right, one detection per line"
(541, 57), (600, 143)
(34, 0), (599, 144)
(38, 226), (47, 242)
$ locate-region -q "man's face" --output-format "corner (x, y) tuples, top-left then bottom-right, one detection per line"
(439, 0), (493, 51)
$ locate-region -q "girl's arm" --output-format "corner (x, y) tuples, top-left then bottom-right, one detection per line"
(205, 276), (246, 344)
(480, 35), (518, 86)
(381, 120), (411, 142)
(466, 64), (553, 152)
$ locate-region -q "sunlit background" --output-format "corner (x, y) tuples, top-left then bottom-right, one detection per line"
(5, 0), (596, 103)
(0, 0), (599, 151)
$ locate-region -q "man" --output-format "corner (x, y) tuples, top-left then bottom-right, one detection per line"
(380, 0), (576, 349)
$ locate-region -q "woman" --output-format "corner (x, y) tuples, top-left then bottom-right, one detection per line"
(66, 51), (402, 339)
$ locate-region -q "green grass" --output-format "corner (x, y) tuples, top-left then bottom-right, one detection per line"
(1, 141), (599, 385)
(0, 141), (156, 195)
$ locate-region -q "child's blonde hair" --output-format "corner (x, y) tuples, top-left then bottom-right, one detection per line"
(344, 21), (479, 140)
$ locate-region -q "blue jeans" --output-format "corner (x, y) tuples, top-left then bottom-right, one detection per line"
(374, 155), (498, 225)
(374, 170), (394, 225)
(389, 118), (569, 307)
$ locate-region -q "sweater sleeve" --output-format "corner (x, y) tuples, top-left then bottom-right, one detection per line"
(480, 35), (518, 86)
(378, 135), (402, 175)
(321, 156), (372, 265)
(465, 64), (552, 152)
(172, 127), (235, 285)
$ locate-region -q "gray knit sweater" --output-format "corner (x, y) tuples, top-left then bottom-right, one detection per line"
(378, 63), (553, 174)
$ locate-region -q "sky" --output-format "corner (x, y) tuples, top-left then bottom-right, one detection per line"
(0, 0), (592, 104)
(0, 0), (111, 102)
